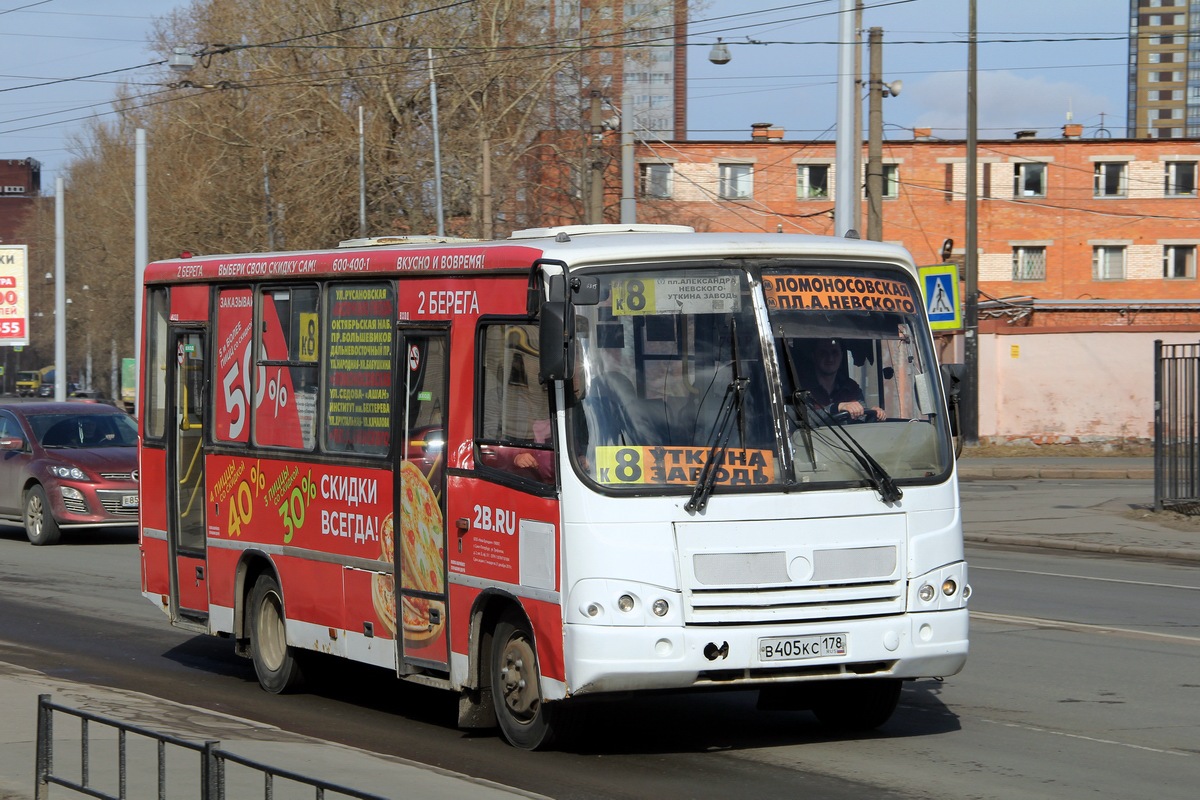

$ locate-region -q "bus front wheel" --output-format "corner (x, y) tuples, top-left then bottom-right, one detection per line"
(248, 574), (305, 694)
(811, 678), (902, 732)
(490, 613), (557, 750)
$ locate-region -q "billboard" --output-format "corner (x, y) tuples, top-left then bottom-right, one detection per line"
(0, 245), (29, 346)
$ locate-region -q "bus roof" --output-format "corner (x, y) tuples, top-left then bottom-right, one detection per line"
(143, 226), (918, 285)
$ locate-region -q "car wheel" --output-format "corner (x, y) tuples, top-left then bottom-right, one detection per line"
(24, 485), (61, 546)
(248, 573), (305, 693)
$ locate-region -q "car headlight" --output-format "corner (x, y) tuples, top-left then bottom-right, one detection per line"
(50, 465), (88, 480)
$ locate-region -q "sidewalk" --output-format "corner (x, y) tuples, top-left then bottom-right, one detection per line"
(0, 660), (547, 800)
(959, 455), (1200, 563)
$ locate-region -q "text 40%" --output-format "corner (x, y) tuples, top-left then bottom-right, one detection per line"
(227, 460), (266, 538)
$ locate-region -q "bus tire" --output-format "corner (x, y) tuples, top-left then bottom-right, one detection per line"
(811, 678), (901, 732)
(24, 485), (62, 546)
(248, 574), (305, 694)
(490, 613), (557, 750)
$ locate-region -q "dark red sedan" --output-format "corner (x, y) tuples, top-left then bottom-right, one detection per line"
(0, 402), (139, 545)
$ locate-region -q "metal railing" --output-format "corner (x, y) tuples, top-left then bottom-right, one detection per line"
(1154, 340), (1200, 513)
(35, 694), (390, 800)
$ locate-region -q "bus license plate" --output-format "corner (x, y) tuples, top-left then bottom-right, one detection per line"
(121, 495), (139, 508)
(759, 633), (847, 662)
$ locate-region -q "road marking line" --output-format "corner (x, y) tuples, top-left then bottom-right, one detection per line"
(971, 611), (1200, 645)
(971, 565), (1200, 592)
(980, 718), (1191, 757)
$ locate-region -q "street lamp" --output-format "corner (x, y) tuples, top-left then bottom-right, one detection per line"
(707, 39), (731, 66)
(708, 5), (861, 235)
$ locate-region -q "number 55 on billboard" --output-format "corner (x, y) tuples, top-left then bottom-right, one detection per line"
(0, 245), (29, 346)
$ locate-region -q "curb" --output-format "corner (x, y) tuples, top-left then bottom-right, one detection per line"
(959, 468), (1155, 481)
(964, 533), (1200, 563)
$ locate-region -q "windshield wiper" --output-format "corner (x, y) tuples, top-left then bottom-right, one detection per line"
(686, 373), (746, 513)
(778, 338), (816, 466)
(686, 320), (746, 513)
(799, 392), (903, 504)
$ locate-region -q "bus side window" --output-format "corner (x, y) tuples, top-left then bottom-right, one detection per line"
(477, 322), (554, 483)
(254, 285), (320, 450)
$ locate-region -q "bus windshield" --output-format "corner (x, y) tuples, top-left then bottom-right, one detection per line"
(763, 265), (953, 486)
(569, 263), (953, 494)
(569, 267), (778, 491)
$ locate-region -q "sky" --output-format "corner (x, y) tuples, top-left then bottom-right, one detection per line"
(0, 0), (1130, 185)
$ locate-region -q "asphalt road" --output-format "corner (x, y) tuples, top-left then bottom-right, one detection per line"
(0, 511), (1197, 799)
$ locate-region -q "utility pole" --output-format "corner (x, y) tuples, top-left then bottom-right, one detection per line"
(481, 132), (493, 239)
(833, 0), (857, 236)
(866, 27), (884, 241)
(588, 91), (605, 224)
(853, 1), (864, 234)
(963, 0), (979, 444)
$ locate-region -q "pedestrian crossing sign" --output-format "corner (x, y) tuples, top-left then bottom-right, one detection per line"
(918, 263), (961, 331)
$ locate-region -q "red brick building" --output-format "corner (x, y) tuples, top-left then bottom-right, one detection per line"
(618, 125), (1200, 331)
(0, 158), (41, 244)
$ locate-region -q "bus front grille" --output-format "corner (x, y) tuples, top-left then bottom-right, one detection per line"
(684, 580), (904, 624)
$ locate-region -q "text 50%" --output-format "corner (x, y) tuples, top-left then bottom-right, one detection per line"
(266, 368), (289, 417)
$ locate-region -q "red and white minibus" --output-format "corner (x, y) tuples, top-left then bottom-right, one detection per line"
(138, 225), (969, 749)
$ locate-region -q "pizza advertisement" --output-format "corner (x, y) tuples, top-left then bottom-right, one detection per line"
(373, 460), (447, 655)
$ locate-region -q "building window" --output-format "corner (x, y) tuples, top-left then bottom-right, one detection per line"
(863, 164), (899, 198)
(640, 163), (673, 199)
(1012, 246), (1047, 281)
(882, 164), (899, 198)
(796, 164), (830, 199)
(1014, 162), (1046, 197)
(1164, 244), (1197, 278)
(1165, 161), (1197, 195)
(1093, 246), (1126, 281)
(719, 163), (753, 199)
(1094, 162), (1128, 197)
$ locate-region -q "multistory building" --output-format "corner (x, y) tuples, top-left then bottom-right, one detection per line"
(618, 125), (1200, 322)
(0, 158), (40, 244)
(1127, 0), (1195, 138)
(549, 0), (688, 138)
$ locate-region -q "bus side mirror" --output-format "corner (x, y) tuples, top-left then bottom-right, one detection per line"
(539, 301), (570, 383)
(940, 362), (964, 438)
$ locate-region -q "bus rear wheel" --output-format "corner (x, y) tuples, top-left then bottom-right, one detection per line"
(490, 613), (558, 750)
(811, 678), (902, 732)
(249, 574), (305, 694)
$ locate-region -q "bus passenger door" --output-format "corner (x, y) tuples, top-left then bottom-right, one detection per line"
(394, 327), (450, 673)
(167, 328), (209, 622)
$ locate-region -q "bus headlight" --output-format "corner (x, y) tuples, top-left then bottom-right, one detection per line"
(909, 562), (969, 611)
(568, 580), (680, 626)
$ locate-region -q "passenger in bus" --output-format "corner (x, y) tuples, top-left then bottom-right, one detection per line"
(479, 354), (555, 482)
(803, 338), (884, 422)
